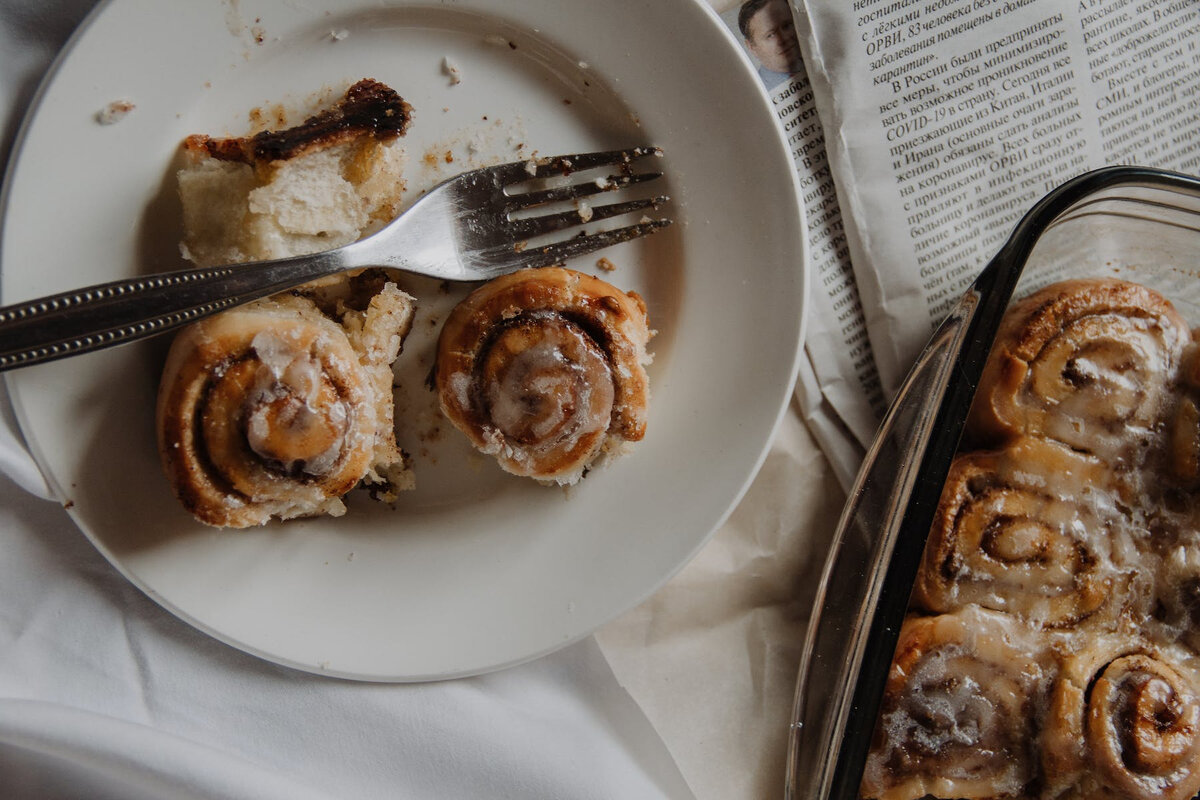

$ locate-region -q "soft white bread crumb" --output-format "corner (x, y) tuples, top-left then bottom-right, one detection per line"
(178, 137), (407, 268)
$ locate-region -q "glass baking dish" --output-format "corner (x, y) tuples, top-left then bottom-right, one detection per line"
(785, 166), (1200, 800)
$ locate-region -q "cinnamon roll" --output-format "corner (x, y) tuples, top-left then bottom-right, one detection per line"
(968, 278), (1189, 467)
(913, 437), (1138, 629)
(434, 267), (652, 485)
(1157, 545), (1200, 653)
(1042, 638), (1200, 800)
(860, 608), (1049, 800)
(1166, 340), (1200, 488)
(157, 275), (416, 528)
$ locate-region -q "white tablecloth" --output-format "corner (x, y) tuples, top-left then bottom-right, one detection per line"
(0, 2), (842, 798)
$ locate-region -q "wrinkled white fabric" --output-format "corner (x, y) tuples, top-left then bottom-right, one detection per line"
(0, 483), (693, 799)
(0, 3), (695, 797)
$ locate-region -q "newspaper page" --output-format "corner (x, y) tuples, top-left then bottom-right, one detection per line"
(791, 0), (1200, 398)
(717, 0), (890, 488)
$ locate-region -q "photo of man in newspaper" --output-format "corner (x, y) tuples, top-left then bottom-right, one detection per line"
(735, 0), (803, 91)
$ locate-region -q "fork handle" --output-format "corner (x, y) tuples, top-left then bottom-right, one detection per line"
(0, 249), (353, 372)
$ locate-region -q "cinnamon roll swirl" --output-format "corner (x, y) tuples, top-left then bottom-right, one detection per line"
(434, 267), (652, 485)
(967, 278), (1189, 467)
(157, 277), (415, 527)
(860, 608), (1049, 800)
(1043, 639), (1200, 800)
(913, 437), (1136, 629)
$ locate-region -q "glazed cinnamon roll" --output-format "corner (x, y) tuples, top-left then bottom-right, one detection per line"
(157, 277), (415, 527)
(913, 437), (1137, 629)
(860, 608), (1049, 800)
(968, 278), (1189, 467)
(1157, 545), (1200, 653)
(434, 267), (652, 485)
(1042, 639), (1200, 800)
(1166, 339), (1200, 488)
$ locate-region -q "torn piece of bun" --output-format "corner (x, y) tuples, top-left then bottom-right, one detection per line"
(177, 78), (414, 267)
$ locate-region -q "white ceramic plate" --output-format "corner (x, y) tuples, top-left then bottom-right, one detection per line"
(1, 0), (807, 680)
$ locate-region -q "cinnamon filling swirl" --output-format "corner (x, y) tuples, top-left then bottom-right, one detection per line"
(157, 284), (415, 528)
(435, 267), (652, 485)
(913, 438), (1132, 629)
(1045, 646), (1200, 800)
(968, 278), (1189, 468)
(862, 609), (1047, 800)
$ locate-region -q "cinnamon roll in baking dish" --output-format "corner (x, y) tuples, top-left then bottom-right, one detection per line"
(1166, 341), (1200, 489)
(860, 608), (1049, 800)
(1042, 639), (1200, 800)
(913, 437), (1139, 629)
(967, 278), (1189, 466)
(434, 267), (652, 485)
(157, 272), (415, 527)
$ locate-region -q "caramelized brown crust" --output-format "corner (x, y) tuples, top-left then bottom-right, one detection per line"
(183, 78), (413, 165)
(434, 267), (651, 484)
(967, 277), (1189, 466)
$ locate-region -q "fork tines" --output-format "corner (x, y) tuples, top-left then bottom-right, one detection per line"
(496, 145), (663, 185)
(523, 218), (672, 269)
(496, 146), (672, 269)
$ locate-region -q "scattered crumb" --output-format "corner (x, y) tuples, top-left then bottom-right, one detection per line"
(63, 500), (75, 510)
(251, 25), (266, 44)
(329, 28), (349, 41)
(347, 552), (356, 561)
(478, 35), (516, 50)
(577, 202), (593, 222)
(96, 100), (135, 125)
(596, 257), (616, 272)
(562, 98), (572, 105)
(524, 160), (538, 176)
(442, 56), (462, 86)
(578, 61), (590, 69)
(443, 150), (453, 163)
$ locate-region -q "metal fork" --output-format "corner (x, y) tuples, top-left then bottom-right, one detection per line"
(0, 146), (671, 372)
